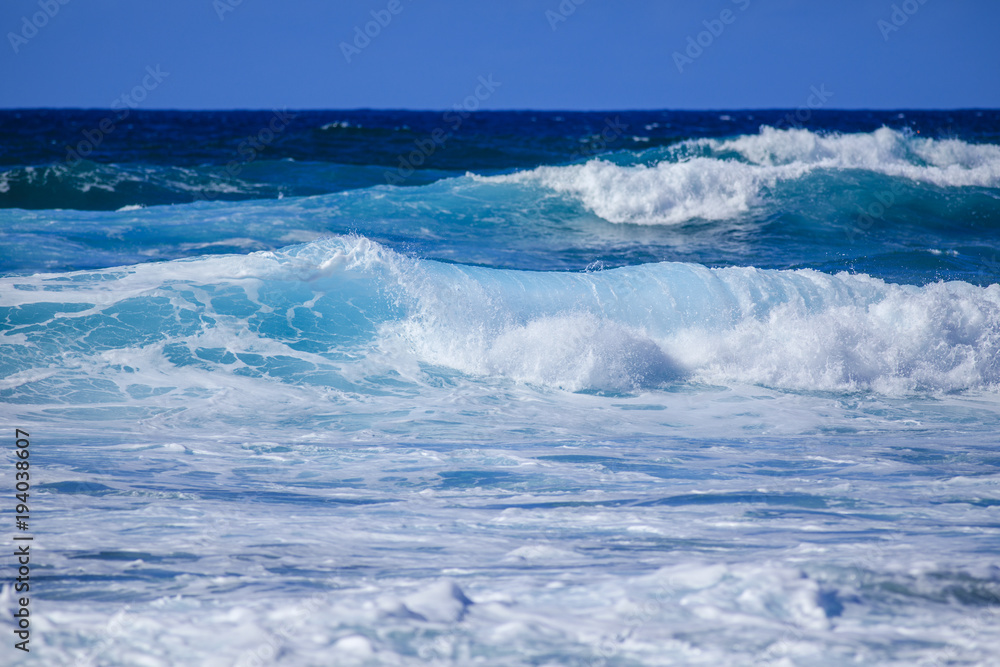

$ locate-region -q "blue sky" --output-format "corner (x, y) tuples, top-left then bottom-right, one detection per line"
(1, 0), (998, 110)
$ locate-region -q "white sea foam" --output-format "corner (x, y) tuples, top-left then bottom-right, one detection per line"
(14, 549), (1000, 666)
(481, 127), (1000, 224)
(482, 157), (802, 225)
(396, 311), (684, 393)
(388, 253), (1000, 395)
(319, 120), (358, 130)
(673, 273), (1000, 394)
(705, 126), (1000, 187)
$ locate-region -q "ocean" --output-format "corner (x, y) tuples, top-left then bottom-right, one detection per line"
(1, 109), (999, 665)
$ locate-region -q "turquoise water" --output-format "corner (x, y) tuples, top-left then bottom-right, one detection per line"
(2, 110), (1000, 665)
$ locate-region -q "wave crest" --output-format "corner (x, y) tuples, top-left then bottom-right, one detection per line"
(3, 237), (1000, 397)
(481, 127), (1000, 225)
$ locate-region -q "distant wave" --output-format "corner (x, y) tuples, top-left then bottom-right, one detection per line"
(5, 127), (999, 229)
(0, 160), (436, 211)
(700, 126), (1000, 187)
(480, 127), (1000, 224)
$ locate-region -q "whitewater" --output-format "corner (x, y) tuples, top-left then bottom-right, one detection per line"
(2, 111), (999, 665)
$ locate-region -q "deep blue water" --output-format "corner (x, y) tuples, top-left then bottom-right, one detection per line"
(2, 110), (1000, 666)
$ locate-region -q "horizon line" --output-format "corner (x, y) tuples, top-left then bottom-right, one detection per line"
(2, 106), (998, 114)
